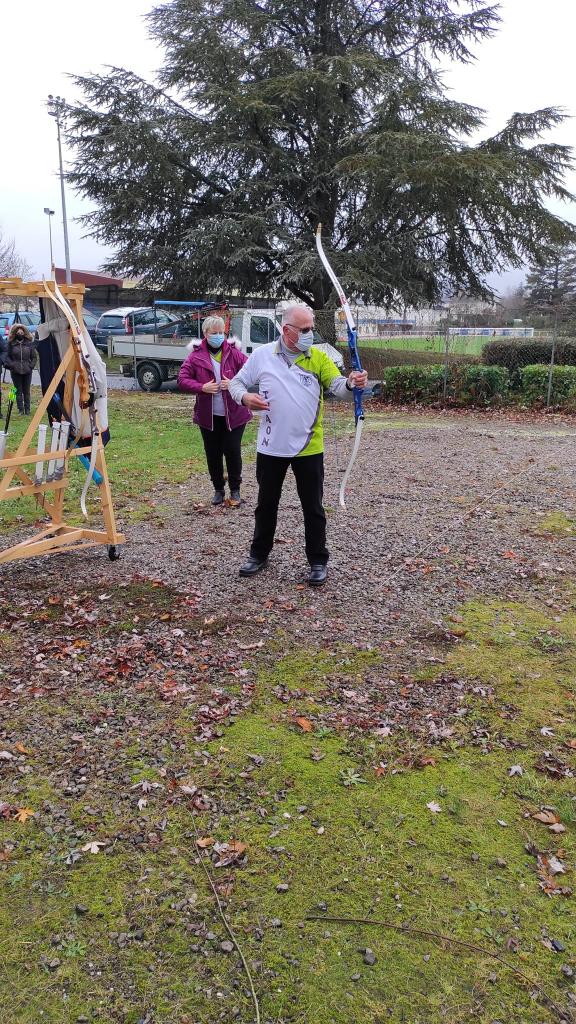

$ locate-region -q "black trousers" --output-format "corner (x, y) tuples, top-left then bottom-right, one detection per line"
(10, 371), (31, 413)
(199, 416), (245, 491)
(250, 452), (328, 566)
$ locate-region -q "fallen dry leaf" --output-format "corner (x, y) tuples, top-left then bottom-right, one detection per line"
(14, 743), (32, 755)
(427, 801), (442, 814)
(295, 717), (313, 733)
(549, 823), (567, 834)
(196, 836), (215, 849)
(81, 841), (106, 855)
(13, 807), (35, 823)
(532, 810), (560, 825)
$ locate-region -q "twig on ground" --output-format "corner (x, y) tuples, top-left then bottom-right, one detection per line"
(305, 914), (572, 1023)
(189, 811), (261, 1024)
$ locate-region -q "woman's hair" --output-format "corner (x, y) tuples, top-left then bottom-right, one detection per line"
(202, 316), (226, 336)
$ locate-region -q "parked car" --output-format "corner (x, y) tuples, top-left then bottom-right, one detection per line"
(94, 307), (140, 351)
(123, 307), (179, 335)
(82, 309), (98, 342)
(0, 310), (41, 343)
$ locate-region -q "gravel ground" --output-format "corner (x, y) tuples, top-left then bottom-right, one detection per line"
(3, 407), (575, 651)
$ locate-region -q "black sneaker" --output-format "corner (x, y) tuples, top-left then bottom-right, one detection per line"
(229, 488), (241, 505)
(239, 556), (269, 577)
(211, 489), (225, 506)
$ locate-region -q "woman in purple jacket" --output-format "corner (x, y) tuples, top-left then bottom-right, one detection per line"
(177, 316), (252, 505)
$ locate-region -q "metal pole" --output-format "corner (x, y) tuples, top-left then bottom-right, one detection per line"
(442, 323), (450, 402)
(546, 309), (558, 409)
(47, 96), (71, 285)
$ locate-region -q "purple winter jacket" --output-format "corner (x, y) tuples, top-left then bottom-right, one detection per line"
(177, 338), (252, 431)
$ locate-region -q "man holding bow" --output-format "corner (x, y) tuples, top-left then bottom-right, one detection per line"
(228, 302), (367, 586)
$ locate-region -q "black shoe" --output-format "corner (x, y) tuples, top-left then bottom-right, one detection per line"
(307, 563), (328, 586)
(239, 556), (268, 577)
(211, 489), (225, 506)
(229, 488), (241, 505)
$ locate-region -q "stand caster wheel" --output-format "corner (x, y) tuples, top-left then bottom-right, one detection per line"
(108, 545), (120, 561)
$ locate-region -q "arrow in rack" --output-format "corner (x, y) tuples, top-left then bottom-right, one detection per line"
(315, 224), (365, 509)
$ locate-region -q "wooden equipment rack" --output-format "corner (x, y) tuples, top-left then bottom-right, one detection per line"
(0, 277), (125, 564)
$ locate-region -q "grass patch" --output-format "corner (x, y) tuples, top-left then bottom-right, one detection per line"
(537, 512), (576, 536)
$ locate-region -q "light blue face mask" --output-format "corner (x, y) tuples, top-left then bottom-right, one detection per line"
(295, 330), (314, 353)
(207, 333), (225, 349)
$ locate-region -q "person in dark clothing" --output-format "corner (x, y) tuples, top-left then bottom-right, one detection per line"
(5, 323), (37, 415)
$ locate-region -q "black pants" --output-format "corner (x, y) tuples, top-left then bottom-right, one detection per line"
(10, 371), (32, 414)
(199, 416), (245, 491)
(250, 452), (328, 566)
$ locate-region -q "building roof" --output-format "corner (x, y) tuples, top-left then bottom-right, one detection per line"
(54, 268), (124, 287)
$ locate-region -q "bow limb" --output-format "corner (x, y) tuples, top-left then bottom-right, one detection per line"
(41, 278), (100, 517)
(315, 224), (364, 509)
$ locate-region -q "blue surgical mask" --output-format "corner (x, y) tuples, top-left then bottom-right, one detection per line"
(295, 330), (314, 353)
(207, 333), (225, 349)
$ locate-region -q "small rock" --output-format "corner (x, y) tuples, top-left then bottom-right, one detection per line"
(495, 858), (507, 869)
(363, 948), (377, 966)
(269, 918), (282, 928)
(74, 904), (89, 915)
(276, 883), (289, 893)
(488, 972), (498, 984)
(350, 972), (361, 981)
(552, 939), (565, 953)
(471, 853), (480, 862)
(133, 929), (145, 941)
(423, 955), (430, 963)
(317, 901), (327, 912)
(48, 958), (61, 971)
(561, 965), (574, 979)
(221, 940), (234, 954)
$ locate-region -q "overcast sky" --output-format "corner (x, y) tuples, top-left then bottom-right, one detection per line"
(2, 0), (575, 294)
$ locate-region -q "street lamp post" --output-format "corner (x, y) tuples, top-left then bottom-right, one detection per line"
(43, 208), (55, 274)
(47, 94), (71, 285)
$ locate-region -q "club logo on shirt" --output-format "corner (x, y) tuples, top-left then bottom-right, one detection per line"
(297, 372), (313, 387)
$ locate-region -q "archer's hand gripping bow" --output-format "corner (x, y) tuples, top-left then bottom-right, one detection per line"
(315, 224), (365, 509)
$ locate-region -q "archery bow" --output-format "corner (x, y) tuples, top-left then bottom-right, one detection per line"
(41, 278), (101, 517)
(315, 224), (364, 509)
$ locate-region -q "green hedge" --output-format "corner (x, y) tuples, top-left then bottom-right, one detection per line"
(482, 338), (576, 373)
(380, 364), (447, 403)
(453, 365), (510, 405)
(518, 364), (576, 406)
(379, 364), (510, 406)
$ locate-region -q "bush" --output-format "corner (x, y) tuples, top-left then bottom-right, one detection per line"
(482, 338), (576, 373)
(379, 365), (447, 403)
(518, 364), (576, 406)
(453, 365), (510, 406)
(379, 364), (510, 406)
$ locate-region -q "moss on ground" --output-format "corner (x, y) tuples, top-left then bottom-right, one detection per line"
(2, 592), (576, 1023)
(537, 511), (576, 536)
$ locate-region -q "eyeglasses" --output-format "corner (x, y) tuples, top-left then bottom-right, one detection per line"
(284, 323), (314, 334)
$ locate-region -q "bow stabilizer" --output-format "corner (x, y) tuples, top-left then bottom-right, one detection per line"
(315, 224), (364, 508)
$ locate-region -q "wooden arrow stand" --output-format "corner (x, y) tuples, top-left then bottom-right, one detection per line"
(0, 277), (124, 565)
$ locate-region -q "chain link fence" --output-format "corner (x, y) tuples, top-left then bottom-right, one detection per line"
(315, 307), (576, 409)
